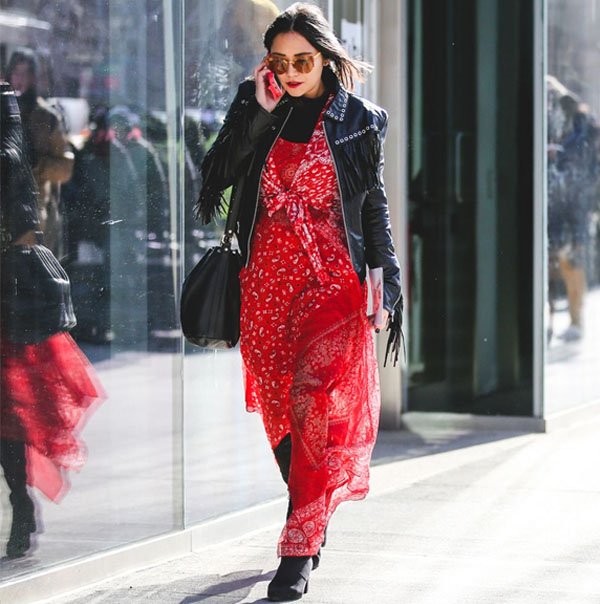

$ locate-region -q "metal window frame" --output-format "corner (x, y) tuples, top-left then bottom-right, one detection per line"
(533, 0), (546, 419)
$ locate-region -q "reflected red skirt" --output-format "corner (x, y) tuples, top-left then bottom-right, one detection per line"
(1, 332), (105, 501)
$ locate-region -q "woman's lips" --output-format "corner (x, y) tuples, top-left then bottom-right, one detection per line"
(287, 82), (302, 88)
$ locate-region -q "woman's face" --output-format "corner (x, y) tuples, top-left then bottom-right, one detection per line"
(268, 32), (326, 99)
(9, 61), (35, 96)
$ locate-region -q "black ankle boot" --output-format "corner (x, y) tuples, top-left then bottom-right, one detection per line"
(311, 525), (328, 570)
(6, 491), (36, 558)
(267, 555), (312, 601)
(311, 548), (321, 570)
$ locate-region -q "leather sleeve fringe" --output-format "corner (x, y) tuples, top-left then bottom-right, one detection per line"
(194, 96), (246, 225)
(335, 130), (382, 199)
(384, 293), (405, 368)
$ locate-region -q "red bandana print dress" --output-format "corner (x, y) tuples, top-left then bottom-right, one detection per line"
(1, 333), (105, 501)
(239, 102), (380, 557)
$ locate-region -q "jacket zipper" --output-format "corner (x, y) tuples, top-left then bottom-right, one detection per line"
(245, 106), (294, 267)
(323, 122), (353, 267)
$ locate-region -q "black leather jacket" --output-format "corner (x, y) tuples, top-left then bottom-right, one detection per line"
(197, 69), (402, 316)
(0, 83), (40, 248)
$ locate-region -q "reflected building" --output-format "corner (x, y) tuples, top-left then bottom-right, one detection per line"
(1, 0), (600, 600)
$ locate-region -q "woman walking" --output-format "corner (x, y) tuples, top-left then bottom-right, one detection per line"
(196, 4), (402, 600)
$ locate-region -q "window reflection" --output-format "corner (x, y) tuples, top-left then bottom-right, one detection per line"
(0, 80), (105, 560)
(546, 0), (600, 413)
(0, 0), (182, 575)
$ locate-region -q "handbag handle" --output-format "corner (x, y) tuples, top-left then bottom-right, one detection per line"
(220, 189), (241, 251)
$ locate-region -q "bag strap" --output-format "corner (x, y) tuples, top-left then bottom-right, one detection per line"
(221, 190), (241, 251)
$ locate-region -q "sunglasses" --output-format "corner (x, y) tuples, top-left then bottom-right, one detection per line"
(266, 52), (322, 75)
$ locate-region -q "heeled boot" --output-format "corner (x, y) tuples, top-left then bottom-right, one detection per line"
(267, 555), (313, 601)
(6, 491), (36, 558)
(1, 439), (37, 558)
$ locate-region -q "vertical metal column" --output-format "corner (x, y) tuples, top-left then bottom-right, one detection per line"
(163, 0), (185, 529)
(376, 0), (408, 428)
(474, 0), (499, 395)
(533, 0), (546, 419)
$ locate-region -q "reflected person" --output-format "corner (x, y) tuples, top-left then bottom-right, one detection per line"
(0, 82), (104, 558)
(550, 90), (598, 341)
(219, 0), (280, 76)
(196, 4), (402, 600)
(6, 49), (74, 258)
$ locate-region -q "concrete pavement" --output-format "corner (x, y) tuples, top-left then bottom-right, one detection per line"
(41, 414), (600, 604)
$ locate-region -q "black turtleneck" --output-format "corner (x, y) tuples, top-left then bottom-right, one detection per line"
(280, 88), (330, 143)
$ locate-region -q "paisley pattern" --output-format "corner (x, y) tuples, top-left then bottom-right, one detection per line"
(240, 105), (380, 557)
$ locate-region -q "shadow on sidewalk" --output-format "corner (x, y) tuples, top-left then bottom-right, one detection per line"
(179, 569), (275, 603)
(61, 569), (276, 604)
(372, 427), (531, 466)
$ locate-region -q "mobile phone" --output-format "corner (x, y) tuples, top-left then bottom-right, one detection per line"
(266, 71), (283, 100)
(368, 267), (384, 327)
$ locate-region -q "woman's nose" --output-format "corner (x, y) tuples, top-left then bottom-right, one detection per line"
(285, 61), (299, 75)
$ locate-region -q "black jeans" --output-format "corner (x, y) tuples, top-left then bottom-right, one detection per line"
(273, 433), (293, 519)
(0, 438), (28, 496)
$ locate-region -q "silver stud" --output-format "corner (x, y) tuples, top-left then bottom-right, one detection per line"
(335, 140), (340, 145)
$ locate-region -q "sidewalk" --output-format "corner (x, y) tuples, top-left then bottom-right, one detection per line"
(46, 417), (600, 604)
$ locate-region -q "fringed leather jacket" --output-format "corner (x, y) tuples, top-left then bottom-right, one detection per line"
(196, 69), (404, 364)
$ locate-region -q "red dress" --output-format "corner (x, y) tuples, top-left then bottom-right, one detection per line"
(240, 102), (380, 557)
(1, 332), (105, 501)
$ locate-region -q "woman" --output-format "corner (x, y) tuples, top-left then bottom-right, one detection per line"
(0, 81), (104, 558)
(196, 4), (402, 600)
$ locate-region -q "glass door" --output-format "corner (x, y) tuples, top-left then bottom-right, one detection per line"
(407, 0), (535, 414)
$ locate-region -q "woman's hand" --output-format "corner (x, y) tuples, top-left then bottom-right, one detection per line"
(369, 309), (390, 333)
(254, 61), (281, 113)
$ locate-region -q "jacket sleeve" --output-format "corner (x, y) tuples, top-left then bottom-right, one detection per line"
(361, 113), (402, 314)
(196, 81), (280, 223)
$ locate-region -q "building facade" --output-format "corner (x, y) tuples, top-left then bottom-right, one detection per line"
(1, 0), (599, 600)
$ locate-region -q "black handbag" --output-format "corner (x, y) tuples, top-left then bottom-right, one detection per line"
(180, 199), (243, 348)
(1, 243), (77, 344)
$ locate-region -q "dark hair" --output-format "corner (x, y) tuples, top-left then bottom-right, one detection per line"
(263, 2), (370, 91)
(6, 48), (37, 83)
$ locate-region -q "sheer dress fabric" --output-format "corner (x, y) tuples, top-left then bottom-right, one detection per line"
(1, 332), (105, 501)
(239, 101), (380, 557)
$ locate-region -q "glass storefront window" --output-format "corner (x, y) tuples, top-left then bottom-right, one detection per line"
(0, 0), (184, 579)
(182, 0), (361, 526)
(545, 0), (600, 415)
